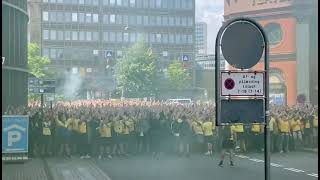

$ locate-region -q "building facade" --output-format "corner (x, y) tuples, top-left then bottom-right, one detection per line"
(224, 0), (318, 106)
(29, 0), (195, 99)
(2, 0), (29, 111)
(195, 22), (207, 54)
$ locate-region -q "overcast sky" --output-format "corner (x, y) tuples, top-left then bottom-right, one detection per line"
(195, 0), (224, 54)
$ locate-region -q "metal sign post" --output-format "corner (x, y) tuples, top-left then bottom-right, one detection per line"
(215, 17), (270, 180)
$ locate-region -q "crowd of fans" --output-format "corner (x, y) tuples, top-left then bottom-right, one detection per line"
(3, 100), (318, 159)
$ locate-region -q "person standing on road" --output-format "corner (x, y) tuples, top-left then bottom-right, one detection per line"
(279, 115), (290, 153)
(78, 116), (90, 159)
(218, 125), (235, 167)
(41, 113), (53, 157)
(202, 116), (214, 156)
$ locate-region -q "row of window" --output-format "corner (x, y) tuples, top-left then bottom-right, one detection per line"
(43, 0), (193, 10)
(43, 11), (194, 27)
(43, 30), (194, 44)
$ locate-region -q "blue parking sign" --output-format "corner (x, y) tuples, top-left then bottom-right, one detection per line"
(2, 115), (29, 153)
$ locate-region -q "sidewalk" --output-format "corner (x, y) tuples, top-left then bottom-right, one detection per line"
(301, 148), (318, 153)
(2, 159), (49, 180)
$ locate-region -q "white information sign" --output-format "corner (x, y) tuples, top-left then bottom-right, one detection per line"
(221, 71), (264, 96)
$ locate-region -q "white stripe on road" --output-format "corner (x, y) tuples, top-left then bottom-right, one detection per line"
(235, 155), (249, 159)
(284, 168), (305, 173)
(270, 163), (283, 168)
(307, 173), (318, 178)
(249, 158), (264, 163)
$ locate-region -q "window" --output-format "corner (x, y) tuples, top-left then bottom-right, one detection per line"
(150, 33), (156, 43)
(168, 0), (174, 9)
(50, 30), (56, 40)
(65, 12), (71, 22)
(130, 32), (136, 43)
(186, 0), (192, 9)
(181, 0), (187, 9)
(50, 49), (57, 59)
(181, 34), (187, 44)
(43, 0), (48, 3)
(143, 0), (148, 8)
(93, 14), (99, 23)
(86, 13), (92, 23)
(57, 12), (64, 22)
(144, 33), (149, 43)
(169, 34), (174, 44)
(110, 14), (115, 24)
(264, 23), (283, 46)
(137, 15), (142, 25)
(175, 0), (181, 9)
(43, 11), (49, 21)
(123, 33), (129, 42)
(79, 13), (85, 23)
(187, 34), (193, 44)
(137, 0), (143, 8)
(110, 0), (115, 5)
(57, 31), (64, 40)
(93, 32), (99, 41)
(130, 0), (135, 7)
(137, 33), (142, 41)
(187, 17), (193, 26)
(86, 32), (92, 41)
(85, 0), (92, 5)
(110, 32), (116, 42)
(162, 0), (167, 8)
(156, 33), (161, 43)
(50, 11), (57, 22)
(117, 32), (123, 42)
(156, 16), (161, 26)
(57, 49), (64, 59)
(92, 0), (99, 5)
(175, 17), (180, 26)
(43, 48), (49, 58)
(129, 16), (136, 25)
(150, 0), (155, 8)
(104, 32), (109, 42)
(162, 33), (168, 44)
(123, 0), (128, 6)
(65, 31), (71, 40)
(149, 16), (155, 26)
(43, 30), (49, 40)
(71, 0), (77, 4)
(143, 16), (148, 25)
(117, 0), (122, 6)
(162, 51), (168, 57)
(123, 15), (129, 25)
(175, 34), (181, 44)
(117, 50), (123, 57)
(103, 15), (109, 24)
(169, 17), (174, 26)
(162, 16), (168, 26)
(79, 0), (84, 4)
(116, 15), (122, 24)
(103, 0), (108, 5)
(79, 31), (85, 40)
(72, 13), (77, 22)
(72, 31), (78, 40)
(156, 0), (161, 8)
(49, 0), (56, 3)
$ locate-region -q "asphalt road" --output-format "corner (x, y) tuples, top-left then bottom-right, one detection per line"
(95, 152), (318, 180)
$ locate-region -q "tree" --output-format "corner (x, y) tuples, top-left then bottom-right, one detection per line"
(27, 43), (51, 102)
(115, 39), (159, 98)
(28, 43), (51, 78)
(168, 60), (191, 90)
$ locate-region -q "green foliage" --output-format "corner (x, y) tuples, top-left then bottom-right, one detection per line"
(115, 39), (159, 98)
(28, 43), (51, 78)
(27, 43), (51, 102)
(168, 60), (191, 90)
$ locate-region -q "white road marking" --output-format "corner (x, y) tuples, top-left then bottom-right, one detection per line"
(284, 168), (305, 173)
(235, 155), (249, 159)
(270, 163), (283, 168)
(307, 173), (318, 178)
(249, 158), (264, 163)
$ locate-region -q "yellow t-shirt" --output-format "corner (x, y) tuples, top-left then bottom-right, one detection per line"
(269, 118), (275, 132)
(78, 121), (87, 134)
(192, 120), (203, 135)
(73, 119), (80, 131)
(305, 119), (311, 129)
(123, 120), (130, 135)
(127, 119), (135, 132)
(291, 119), (301, 132)
(66, 118), (74, 130)
(100, 123), (112, 138)
(114, 120), (124, 134)
(251, 123), (261, 133)
(279, 120), (290, 133)
(202, 121), (213, 136)
(233, 123), (244, 133)
(43, 122), (51, 136)
(313, 115), (318, 128)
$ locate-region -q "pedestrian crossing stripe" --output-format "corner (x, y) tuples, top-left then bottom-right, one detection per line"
(284, 168), (305, 173)
(270, 163), (283, 167)
(307, 173), (318, 177)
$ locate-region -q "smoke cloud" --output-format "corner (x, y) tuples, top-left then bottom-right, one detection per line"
(63, 68), (83, 100)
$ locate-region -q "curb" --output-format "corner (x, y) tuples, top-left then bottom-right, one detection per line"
(300, 148), (318, 153)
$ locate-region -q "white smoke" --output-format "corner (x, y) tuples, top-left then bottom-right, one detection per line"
(64, 67), (82, 100)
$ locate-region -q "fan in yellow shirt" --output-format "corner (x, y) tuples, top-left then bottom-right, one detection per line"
(78, 118), (90, 159)
(202, 117), (214, 156)
(98, 119), (113, 159)
(291, 118), (302, 150)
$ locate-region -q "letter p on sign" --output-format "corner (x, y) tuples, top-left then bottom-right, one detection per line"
(8, 131), (22, 146)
